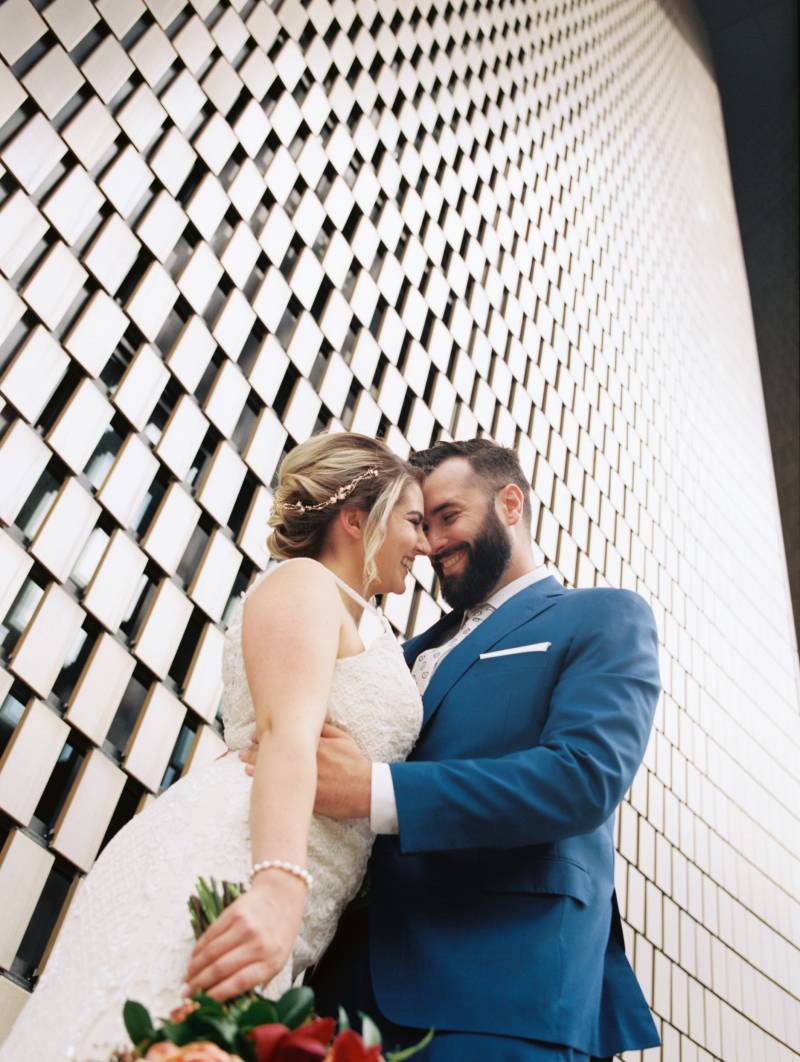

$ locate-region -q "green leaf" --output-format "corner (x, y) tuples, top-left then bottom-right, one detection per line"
(187, 1012), (239, 1048)
(275, 985), (315, 1028)
(192, 993), (227, 1018)
(122, 1000), (155, 1046)
(160, 1020), (195, 1046)
(337, 1006), (350, 1031)
(232, 1030), (260, 1062)
(237, 997), (280, 1028)
(386, 1028), (435, 1061)
(358, 1012), (382, 1048)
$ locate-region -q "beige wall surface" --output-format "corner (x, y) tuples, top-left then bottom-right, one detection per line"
(0, 0), (798, 1058)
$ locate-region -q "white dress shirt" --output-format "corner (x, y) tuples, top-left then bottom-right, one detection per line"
(370, 566), (552, 834)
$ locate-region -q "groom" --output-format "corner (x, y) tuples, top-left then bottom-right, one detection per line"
(316, 439), (660, 1060)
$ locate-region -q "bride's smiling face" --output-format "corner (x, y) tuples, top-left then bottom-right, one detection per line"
(371, 481), (430, 596)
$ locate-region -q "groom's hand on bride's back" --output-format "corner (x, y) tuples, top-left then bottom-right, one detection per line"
(240, 723), (371, 819)
(314, 723), (372, 818)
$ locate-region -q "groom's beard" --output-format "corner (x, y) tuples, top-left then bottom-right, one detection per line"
(434, 507), (512, 611)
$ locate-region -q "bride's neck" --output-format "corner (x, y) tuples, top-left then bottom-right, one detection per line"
(314, 546), (368, 623)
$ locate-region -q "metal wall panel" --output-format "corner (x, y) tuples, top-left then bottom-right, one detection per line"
(0, 1), (798, 1058)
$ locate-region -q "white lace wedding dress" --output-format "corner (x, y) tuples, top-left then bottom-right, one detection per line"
(0, 567), (422, 1061)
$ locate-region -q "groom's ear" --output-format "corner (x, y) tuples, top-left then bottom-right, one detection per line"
(497, 483), (525, 526)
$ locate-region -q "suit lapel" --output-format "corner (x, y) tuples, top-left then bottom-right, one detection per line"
(420, 577), (565, 728)
(403, 608), (462, 667)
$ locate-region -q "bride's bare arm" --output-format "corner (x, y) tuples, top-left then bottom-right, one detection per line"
(185, 559), (341, 1000)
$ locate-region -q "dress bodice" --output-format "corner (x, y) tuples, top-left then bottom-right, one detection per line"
(221, 562), (422, 764)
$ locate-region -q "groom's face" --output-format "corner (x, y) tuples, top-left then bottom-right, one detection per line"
(421, 458), (512, 610)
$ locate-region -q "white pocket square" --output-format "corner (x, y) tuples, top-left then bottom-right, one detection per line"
(480, 642), (551, 659)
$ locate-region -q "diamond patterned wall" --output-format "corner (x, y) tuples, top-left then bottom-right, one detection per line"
(0, 0), (798, 1058)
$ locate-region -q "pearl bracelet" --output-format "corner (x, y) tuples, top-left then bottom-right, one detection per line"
(250, 859), (313, 890)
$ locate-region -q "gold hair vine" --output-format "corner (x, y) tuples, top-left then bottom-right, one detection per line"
(278, 467), (379, 515)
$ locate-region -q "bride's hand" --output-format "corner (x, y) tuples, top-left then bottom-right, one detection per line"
(183, 873), (306, 1000)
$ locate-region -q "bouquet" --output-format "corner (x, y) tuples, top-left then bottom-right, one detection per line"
(104, 878), (432, 1062)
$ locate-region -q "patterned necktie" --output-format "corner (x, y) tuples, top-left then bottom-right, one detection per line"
(411, 603), (495, 695)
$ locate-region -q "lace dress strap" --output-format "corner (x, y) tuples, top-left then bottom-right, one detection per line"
(327, 571), (392, 634)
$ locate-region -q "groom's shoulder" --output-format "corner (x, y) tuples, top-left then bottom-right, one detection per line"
(552, 584), (655, 625)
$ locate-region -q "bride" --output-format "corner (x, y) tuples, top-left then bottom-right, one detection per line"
(0, 432), (429, 1060)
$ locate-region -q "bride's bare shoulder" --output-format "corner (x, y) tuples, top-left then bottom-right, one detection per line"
(246, 558), (341, 614)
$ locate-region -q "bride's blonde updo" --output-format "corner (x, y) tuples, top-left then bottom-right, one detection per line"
(268, 433), (421, 589)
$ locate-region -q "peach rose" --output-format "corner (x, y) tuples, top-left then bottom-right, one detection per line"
(144, 1043), (242, 1062)
(144, 1045), (181, 1062)
(176, 1045), (243, 1062)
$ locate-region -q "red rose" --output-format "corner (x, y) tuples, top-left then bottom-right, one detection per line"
(330, 1030), (384, 1062)
(249, 1017), (336, 1062)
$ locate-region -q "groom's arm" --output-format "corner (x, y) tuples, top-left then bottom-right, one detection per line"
(244, 591), (660, 843)
(390, 590), (660, 853)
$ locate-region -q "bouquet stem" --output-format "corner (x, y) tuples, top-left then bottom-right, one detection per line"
(188, 878), (246, 941)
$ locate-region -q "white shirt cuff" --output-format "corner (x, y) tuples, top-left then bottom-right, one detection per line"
(370, 762), (399, 834)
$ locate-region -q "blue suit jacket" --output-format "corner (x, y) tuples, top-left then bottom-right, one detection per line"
(368, 577), (661, 1057)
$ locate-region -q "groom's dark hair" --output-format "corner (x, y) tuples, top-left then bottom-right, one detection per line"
(409, 439), (532, 529)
